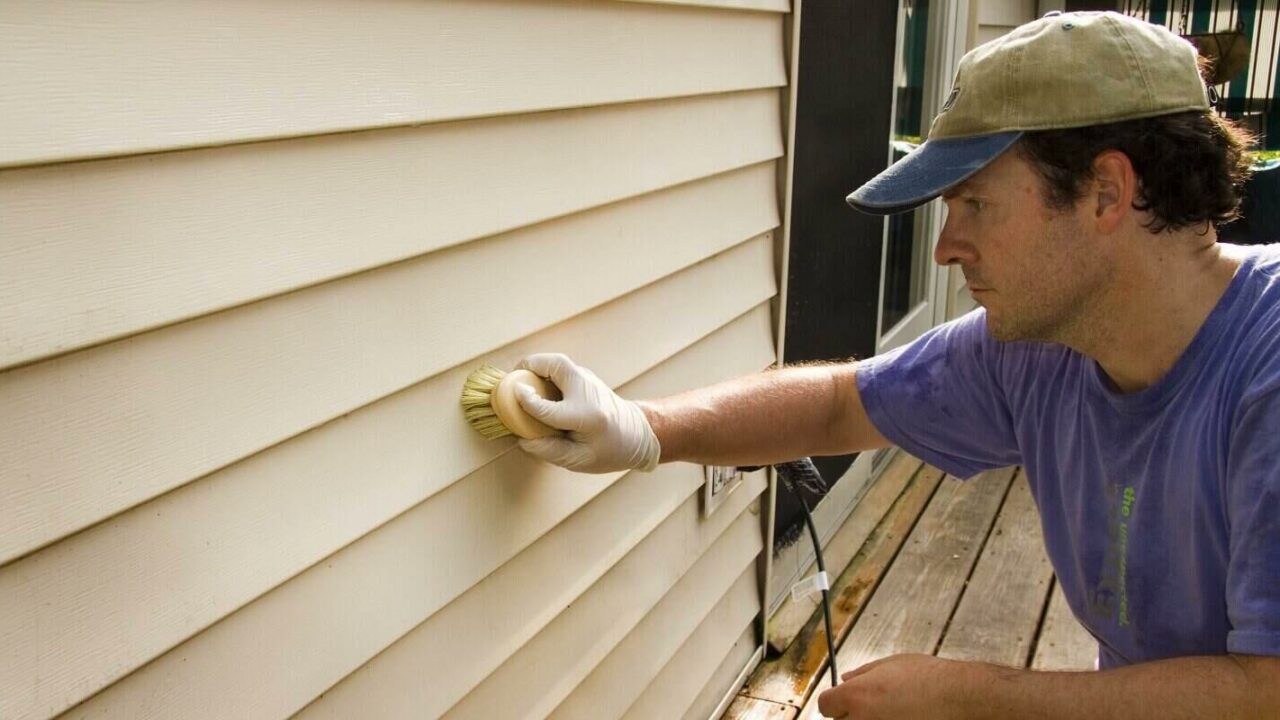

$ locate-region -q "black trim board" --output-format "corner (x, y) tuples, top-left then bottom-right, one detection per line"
(777, 0), (898, 545)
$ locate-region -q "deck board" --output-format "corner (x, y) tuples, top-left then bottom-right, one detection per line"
(742, 465), (943, 707)
(790, 468), (1015, 719)
(823, 468), (1015, 671)
(720, 696), (797, 720)
(936, 471), (1055, 667)
(766, 452), (924, 653)
(1031, 581), (1098, 671)
(724, 460), (1098, 720)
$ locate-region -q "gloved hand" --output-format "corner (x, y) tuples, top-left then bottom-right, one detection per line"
(513, 353), (661, 473)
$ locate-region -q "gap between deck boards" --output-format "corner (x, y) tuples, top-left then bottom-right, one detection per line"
(724, 457), (1096, 719)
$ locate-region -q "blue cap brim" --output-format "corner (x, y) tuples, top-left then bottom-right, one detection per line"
(846, 131), (1022, 215)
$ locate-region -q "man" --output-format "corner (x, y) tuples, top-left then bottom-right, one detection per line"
(512, 11), (1280, 719)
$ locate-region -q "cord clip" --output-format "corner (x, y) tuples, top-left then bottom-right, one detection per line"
(790, 571), (831, 602)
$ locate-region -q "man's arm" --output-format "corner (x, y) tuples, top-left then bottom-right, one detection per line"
(816, 652), (1280, 719)
(637, 363), (891, 467)
(513, 353), (891, 473)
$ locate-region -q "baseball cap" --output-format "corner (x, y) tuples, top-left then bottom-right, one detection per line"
(847, 11), (1211, 215)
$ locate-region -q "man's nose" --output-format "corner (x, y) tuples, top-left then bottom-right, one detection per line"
(934, 215), (977, 266)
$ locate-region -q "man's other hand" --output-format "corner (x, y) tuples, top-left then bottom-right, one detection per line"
(817, 654), (968, 719)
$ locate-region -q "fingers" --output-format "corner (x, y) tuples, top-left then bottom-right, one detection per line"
(517, 353), (581, 389)
(821, 659), (883, 718)
(515, 383), (571, 429)
(841, 655), (891, 681)
(518, 436), (588, 469)
(577, 364), (606, 386)
(816, 686), (848, 719)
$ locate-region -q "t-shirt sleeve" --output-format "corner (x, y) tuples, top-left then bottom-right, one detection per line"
(856, 309), (1021, 479)
(1225, 388), (1280, 657)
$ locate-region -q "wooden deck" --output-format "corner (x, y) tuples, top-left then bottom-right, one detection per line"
(723, 454), (1097, 719)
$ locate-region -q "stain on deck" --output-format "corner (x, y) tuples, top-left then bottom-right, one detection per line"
(724, 454), (1097, 719)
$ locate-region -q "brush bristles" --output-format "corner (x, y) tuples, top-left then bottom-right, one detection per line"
(461, 364), (515, 439)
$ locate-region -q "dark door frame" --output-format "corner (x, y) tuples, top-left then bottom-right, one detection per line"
(777, 0), (899, 546)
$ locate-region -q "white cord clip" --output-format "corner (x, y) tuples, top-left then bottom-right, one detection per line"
(790, 571), (831, 602)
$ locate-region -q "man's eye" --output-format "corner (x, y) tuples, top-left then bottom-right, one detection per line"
(966, 198), (986, 212)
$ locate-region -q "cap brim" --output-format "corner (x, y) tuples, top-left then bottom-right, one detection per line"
(846, 131), (1022, 215)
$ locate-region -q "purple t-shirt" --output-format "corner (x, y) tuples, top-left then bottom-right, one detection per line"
(857, 244), (1280, 668)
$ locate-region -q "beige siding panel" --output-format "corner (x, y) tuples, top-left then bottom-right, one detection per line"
(54, 304), (777, 720)
(977, 0), (1035, 27)
(0, 89), (784, 370)
(976, 0), (1035, 46)
(548, 540), (759, 720)
(3, 283), (776, 720)
(0, 0), (786, 168)
(0, 163), (780, 566)
(975, 26), (1010, 46)
(295, 473), (767, 720)
(444, 503), (764, 719)
(681, 625), (760, 720)
(625, 0), (789, 10)
(620, 568), (762, 720)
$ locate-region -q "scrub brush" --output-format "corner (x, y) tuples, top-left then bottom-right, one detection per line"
(460, 364), (564, 439)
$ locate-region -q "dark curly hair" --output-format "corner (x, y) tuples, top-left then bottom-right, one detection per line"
(1015, 111), (1255, 233)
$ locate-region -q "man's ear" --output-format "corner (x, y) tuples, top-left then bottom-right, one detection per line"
(1089, 150), (1138, 233)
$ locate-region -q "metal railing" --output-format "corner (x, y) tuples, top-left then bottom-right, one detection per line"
(1123, 0), (1280, 147)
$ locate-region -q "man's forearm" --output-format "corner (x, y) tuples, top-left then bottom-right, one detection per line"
(959, 654), (1279, 719)
(635, 363), (889, 467)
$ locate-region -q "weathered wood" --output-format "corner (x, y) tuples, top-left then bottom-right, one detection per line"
(720, 696), (798, 720)
(830, 467), (1015, 667)
(739, 465), (945, 708)
(767, 452), (925, 653)
(796, 468), (1016, 718)
(937, 471), (1055, 667)
(766, 451), (876, 616)
(1032, 581), (1098, 671)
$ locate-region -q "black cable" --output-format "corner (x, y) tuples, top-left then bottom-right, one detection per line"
(770, 459), (840, 687)
(796, 486), (841, 687)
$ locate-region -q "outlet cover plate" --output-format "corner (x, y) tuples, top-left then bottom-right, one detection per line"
(702, 465), (743, 517)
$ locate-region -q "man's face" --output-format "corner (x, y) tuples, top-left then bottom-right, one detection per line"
(937, 149), (1109, 343)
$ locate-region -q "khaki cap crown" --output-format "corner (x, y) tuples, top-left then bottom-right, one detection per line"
(931, 11), (1210, 140)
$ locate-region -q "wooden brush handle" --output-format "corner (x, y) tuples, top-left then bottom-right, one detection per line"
(491, 369), (563, 439)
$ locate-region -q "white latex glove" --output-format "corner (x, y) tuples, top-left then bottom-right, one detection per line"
(513, 353), (661, 473)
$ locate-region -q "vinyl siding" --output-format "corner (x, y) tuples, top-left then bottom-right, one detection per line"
(0, 90), (782, 371)
(0, 1), (788, 718)
(975, 0), (1036, 46)
(681, 625), (762, 720)
(0, 0), (786, 168)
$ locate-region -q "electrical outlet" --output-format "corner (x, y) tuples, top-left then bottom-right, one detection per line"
(702, 465), (743, 517)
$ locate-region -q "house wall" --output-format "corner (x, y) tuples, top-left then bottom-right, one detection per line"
(0, 1), (790, 718)
(974, 0), (1037, 46)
